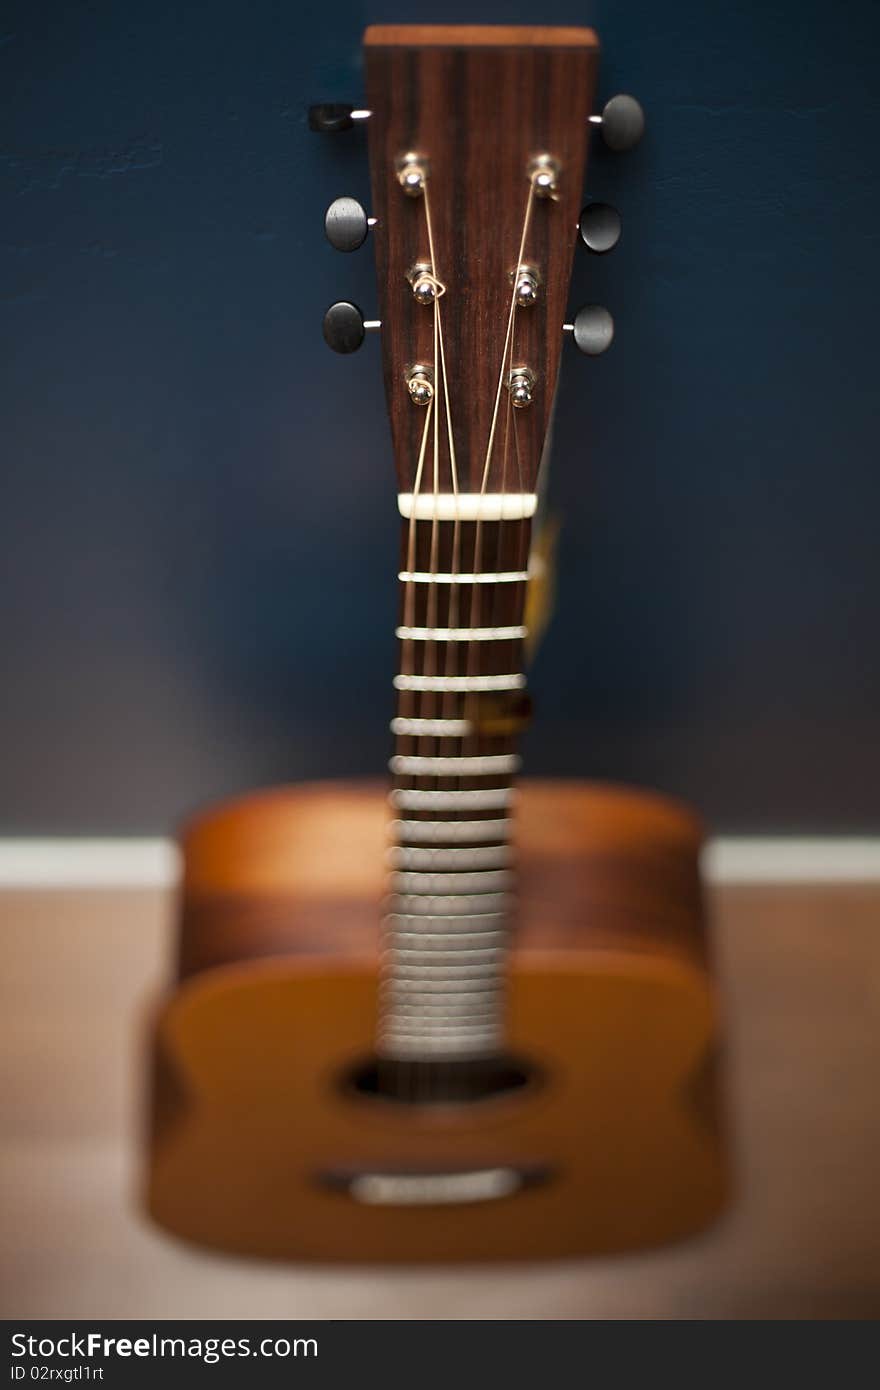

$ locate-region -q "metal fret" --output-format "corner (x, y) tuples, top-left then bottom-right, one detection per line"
(393, 672), (526, 693)
(390, 787), (515, 811)
(391, 818), (512, 844)
(380, 977), (502, 996)
(390, 868), (514, 896)
(387, 892), (511, 917)
(389, 753), (521, 777)
(387, 929), (505, 947)
(384, 912), (507, 932)
(398, 570), (529, 584)
(395, 624), (527, 641)
(389, 717), (473, 737)
(388, 845), (512, 871)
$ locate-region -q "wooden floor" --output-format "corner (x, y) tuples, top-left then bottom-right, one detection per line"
(1, 882), (879, 1319)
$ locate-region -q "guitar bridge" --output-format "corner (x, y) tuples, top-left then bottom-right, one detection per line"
(319, 1165), (551, 1207)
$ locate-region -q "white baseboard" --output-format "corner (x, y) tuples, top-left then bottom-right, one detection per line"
(0, 836), (878, 890)
(0, 839), (180, 890)
(701, 838), (880, 884)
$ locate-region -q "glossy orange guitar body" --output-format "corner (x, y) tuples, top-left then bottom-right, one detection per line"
(147, 779), (728, 1261)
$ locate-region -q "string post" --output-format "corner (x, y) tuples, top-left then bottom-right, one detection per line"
(407, 262), (446, 306)
(528, 153), (560, 200)
(511, 264), (541, 307)
(507, 367), (535, 409)
(397, 152), (428, 198)
(406, 364), (434, 406)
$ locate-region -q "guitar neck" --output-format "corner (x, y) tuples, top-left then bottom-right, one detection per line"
(377, 501), (535, 1062)
(354, 25), (600, 1070)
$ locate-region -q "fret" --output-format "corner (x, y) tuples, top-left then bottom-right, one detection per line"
(379, 1021), (502, 1039)
(375, 1039), (503, 1056)
(389, 787), (516, 811)
(389, 717), (473, 737)
(387, 1001), (502, 1016)
(398, 492), (537, 521)
(389, 753), (520, 777)
(383, 913), (507, 935)
(388, 892), (511, 916)
(380, 1021), (502, 1039)
(379, 1011), (501, 1030)
(391, 819), (512, 844)
(398, 570), (529, 584)
(393, 673), (525, 693)
(385, 1011), (501, 1027)
(388, 928), (506, 946)
(392, 961), (503, 979)
(389, 845), (512, 871)
(386, 948), (507, 969)
(395, 624), (527, 642)
(380, 978), (503, 996)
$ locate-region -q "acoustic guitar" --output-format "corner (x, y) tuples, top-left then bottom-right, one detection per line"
(147, 24), (728, 1262)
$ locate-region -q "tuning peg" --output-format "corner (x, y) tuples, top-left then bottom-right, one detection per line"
(579, 202), (622, 254)
(590, 94), (645, 152)
(563, 305), (615, 356)
(322, 301), (381, 354)
(324, 197), (375, 253)
(308, 103), (371, 133)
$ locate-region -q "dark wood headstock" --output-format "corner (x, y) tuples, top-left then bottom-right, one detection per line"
(364, 26), (599, 496)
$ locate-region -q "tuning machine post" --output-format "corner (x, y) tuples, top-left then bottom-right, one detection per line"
(308, 104), (372, 132)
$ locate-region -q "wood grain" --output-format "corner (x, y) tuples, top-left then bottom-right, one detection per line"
(175, 780), (707, 976)
(364, 28), (598, 492)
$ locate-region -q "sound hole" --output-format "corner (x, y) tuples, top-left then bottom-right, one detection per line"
(346, 1054), (535, 1106)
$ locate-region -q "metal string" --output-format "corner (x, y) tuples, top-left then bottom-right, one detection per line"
(456, 176), (539, 1073)
(385, 169), (537, 1096)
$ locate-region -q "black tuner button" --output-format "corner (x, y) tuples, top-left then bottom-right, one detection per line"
(323, 301), (365, 353)
(324, 197), (369, 252)
(579, 202), (622, 254)
(595, 94), (646, 152)
(568, 305), (615, 356)
(322, 301), (380, 354)
(308, 102), (355, 133)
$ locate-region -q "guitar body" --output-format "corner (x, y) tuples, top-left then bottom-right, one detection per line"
(147, 779), (728, 1261)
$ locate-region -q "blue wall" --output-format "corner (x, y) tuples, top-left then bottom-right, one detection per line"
(2, 0), (878, 832)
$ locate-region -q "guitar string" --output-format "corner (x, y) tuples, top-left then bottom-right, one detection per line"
(425, 179), (484, 1098)
(480, 187), (532, 1068)
(424, 177), (459, 1101)
(456, 177), (537, 1074)
(391, 397), (433, 1101)
(389, 174), (536, 1088)
(479, 176), (537, 495)
(393, 176), (464, 1096)
(419, 233), (441, 1103)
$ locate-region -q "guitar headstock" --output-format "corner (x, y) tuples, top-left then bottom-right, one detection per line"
(315, 25), (644, 500)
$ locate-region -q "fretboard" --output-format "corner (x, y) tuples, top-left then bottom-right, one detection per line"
(377, 502), (534, 1063)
